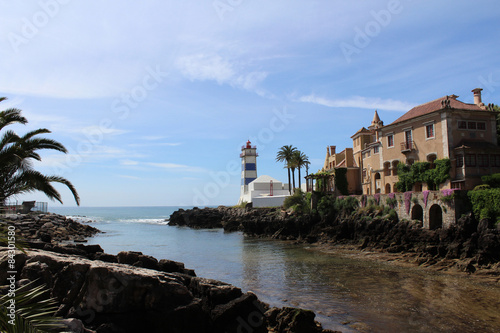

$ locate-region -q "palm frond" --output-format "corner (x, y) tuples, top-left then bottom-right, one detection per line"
(0, 280), (68, 333)
(0, 108), (28, 131)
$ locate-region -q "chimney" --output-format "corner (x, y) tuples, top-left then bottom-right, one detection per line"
(330, 146), (336, 155)
(472, 88), (484, 106)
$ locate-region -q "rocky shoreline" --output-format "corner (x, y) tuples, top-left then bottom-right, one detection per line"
(0, 212), (339, 333)
(169, 206), (500, 281)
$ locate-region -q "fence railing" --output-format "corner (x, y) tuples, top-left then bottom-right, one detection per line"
(1, 201), (48, 215)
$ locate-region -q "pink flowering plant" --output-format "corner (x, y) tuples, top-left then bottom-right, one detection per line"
(441, 188), (458, 203)
(404, 191), (413, 214)
(423, 190), (430, 208)
(386, 193), (397, 209)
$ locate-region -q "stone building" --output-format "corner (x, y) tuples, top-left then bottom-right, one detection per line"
(321, 145), (361, 194)
(357, 88), (500, 194)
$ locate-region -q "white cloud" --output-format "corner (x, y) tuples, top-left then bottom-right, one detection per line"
(120, 159), (139, 166)
(297, 94), (413, 112)
(176, 54), (235, 84)
(128, 142), (181, 148)
(147, 162), (206, 173)
(176, 53), (268, 94)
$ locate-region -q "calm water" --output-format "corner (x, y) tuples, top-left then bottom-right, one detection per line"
(51, 206), (500, 332)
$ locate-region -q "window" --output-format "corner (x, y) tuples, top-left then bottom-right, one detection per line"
(387, 135), (394, 148)
(491, 155), (500, 167)
(458, 121), (467, 129)
(477, 122), (486, 130)
(456, 154), (464, 167)
(426, 124), (434, 139)
(468, 121), (477, 130)
(465, 154), (476, 167)
(362, 169), (367, 179)
(478, 154), (489, 167)
(374, 146), (379, 154)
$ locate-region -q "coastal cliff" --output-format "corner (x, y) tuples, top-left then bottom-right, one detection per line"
(0, 213), (339, 333)
(169, 207), (500, 278)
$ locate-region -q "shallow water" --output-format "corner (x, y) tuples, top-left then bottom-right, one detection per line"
(52, 207), (500, 332)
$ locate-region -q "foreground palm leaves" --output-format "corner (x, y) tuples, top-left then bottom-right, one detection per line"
(0, 280), (68, 333)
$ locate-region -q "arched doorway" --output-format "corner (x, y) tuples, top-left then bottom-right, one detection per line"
(411, 204), (423, 227)
(429, 204), (443, 230)
(393, 184), (398, 193)
(385, 183), (391, 194)
(374, 173), (381, 193)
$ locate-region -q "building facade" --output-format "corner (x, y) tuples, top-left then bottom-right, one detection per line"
(358, 88), (499, 194)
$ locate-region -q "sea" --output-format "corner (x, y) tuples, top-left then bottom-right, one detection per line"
(50, 206), (500, 333)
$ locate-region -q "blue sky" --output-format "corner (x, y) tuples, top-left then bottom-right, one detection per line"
(1, 0), (499, 207)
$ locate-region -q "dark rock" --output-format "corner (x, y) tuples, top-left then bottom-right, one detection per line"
(116, 251), (159, 270)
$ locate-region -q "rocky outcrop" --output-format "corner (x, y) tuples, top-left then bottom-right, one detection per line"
(0, 213), (99, 244)
(0, 248), (337, 333)
(169, 207), (500, 276)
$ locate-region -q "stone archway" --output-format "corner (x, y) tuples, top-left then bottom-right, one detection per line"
(411, 204), (423, 227)
(429, 204), (443, 230)
(374, 173), (381, 193)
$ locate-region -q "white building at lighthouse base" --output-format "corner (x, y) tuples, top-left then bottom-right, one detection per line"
(238, 175), (290, 208)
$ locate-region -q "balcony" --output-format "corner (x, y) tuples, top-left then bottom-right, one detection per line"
(400, 141), (414, 153)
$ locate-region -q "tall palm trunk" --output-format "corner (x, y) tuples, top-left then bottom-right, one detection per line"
(287, 168), (292, 195)
(291, 167), (296, 193)
(298, 166), (302, 190)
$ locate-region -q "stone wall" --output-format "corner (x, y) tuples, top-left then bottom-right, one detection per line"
(349, 190), (469, 230)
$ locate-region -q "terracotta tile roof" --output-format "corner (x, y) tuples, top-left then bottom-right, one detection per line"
(350, 127), (372, 138)
(390, 96), (484, 125)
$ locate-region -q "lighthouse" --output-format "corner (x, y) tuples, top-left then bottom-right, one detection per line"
(238, 140), (258, 204)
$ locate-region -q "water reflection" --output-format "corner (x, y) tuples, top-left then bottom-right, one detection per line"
(239, 239), (500, 332)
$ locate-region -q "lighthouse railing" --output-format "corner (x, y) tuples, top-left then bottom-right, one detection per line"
(240, 151), (259, 157)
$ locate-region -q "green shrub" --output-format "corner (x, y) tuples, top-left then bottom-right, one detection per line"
(481, 173), (500, 188)
(388, 209), (398, 221)
(474, 184), (491, 191)
(317, 194), (336, 217)
(283, 189), (310, 214)
(468, 188), (500, 222)
(396, 158), (451, 192)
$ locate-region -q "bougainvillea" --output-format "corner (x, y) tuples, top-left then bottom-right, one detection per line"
(361, 195), (367, 207)
(386, 193), (397, 209)
(374, 193), (380, 205)
(423, 190), (430, 207)
(441, 188), (458, 203)
(404, 191), (413, 214)
(441, 188), (456, 197)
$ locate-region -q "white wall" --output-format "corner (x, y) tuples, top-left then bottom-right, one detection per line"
(252, 195), (288, 208)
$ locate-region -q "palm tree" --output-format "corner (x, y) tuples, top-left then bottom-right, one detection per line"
(0, 98), (80, 206)
(292, 151), (309, 190)
(276, 145), (297, 195)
